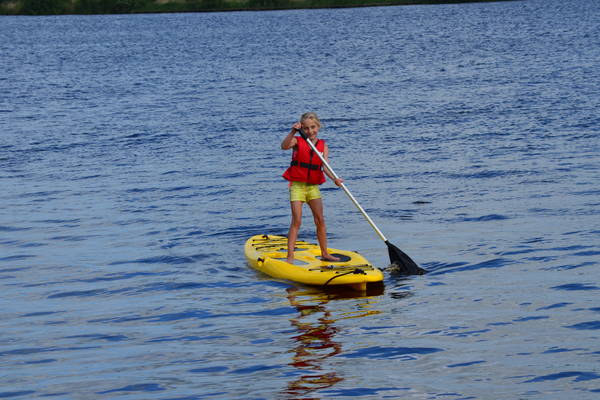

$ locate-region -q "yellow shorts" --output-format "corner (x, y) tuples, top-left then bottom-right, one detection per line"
(289, 181), (321, 203)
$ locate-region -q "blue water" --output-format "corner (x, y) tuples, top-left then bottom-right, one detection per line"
(1, 0), (599, 398)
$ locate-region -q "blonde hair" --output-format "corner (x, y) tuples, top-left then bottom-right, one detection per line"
(300, 112), (321, 127)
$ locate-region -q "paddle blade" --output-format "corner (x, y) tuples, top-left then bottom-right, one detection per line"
(385, 241), (427, 275)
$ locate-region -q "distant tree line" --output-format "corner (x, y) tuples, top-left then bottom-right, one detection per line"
(18, 0), (141, 14)
(76, 0), (140, 13)
(18, 0), (67, 14)
(1, 0), (516, 15)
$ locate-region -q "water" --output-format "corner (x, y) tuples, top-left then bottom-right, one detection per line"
(1, 0), (599, 398)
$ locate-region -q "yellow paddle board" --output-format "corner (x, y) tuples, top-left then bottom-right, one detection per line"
(245, 234), (384, 291)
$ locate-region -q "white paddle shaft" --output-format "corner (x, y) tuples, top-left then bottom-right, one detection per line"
(299, 131), (389, 243)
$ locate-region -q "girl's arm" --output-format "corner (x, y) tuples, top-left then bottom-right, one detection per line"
(281, 123), (301, 150)
(323, 144), (344, 187)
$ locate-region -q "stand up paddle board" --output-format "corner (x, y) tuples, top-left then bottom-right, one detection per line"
(245, 234), (384, 291)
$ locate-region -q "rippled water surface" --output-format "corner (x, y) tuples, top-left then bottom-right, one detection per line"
(2, 0), (600, 398)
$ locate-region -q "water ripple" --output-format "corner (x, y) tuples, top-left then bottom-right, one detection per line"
(551, 283), (600, 291)
(341, 346), (443, 360)
(566, 321), (600, 330)
(428, 258), (514, 275)
(524, 371), (600, 383)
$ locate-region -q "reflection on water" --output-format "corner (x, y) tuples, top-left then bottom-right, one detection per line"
(283, 287), (383, 399)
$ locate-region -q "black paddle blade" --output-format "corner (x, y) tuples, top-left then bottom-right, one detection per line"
(385, 241), (427, 275)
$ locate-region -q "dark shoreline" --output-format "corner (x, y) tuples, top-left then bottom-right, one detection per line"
(1, 0), (517, 16)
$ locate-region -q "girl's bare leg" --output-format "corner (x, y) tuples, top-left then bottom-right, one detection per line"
(308, 198), (340, 262)
(287, 201), (303, 263)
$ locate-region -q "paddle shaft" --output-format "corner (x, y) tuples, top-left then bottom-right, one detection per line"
(297, 130), (388, 243)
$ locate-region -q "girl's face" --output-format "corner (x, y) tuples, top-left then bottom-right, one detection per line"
(301, 119), (320, 140)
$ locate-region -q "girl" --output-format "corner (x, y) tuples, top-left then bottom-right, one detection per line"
(281, 112), (343, 264)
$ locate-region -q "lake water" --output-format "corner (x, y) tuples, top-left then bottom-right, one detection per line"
(1, 0), (600, 398)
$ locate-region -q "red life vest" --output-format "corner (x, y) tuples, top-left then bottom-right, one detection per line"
(282, 136), (326, 185)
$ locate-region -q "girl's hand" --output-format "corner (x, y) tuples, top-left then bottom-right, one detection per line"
(334, 178), (344, 187)
(282, 124), (300, 150)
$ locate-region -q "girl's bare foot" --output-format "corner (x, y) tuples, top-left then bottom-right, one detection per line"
(321, 253), (340, 262)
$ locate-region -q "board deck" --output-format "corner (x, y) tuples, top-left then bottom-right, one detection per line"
(245, 234), (384, 291)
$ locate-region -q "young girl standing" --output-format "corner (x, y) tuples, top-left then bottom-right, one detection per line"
(281, 112), (343, 264)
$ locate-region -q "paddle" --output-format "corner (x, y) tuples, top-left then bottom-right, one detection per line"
(297, 129), (427, 275)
